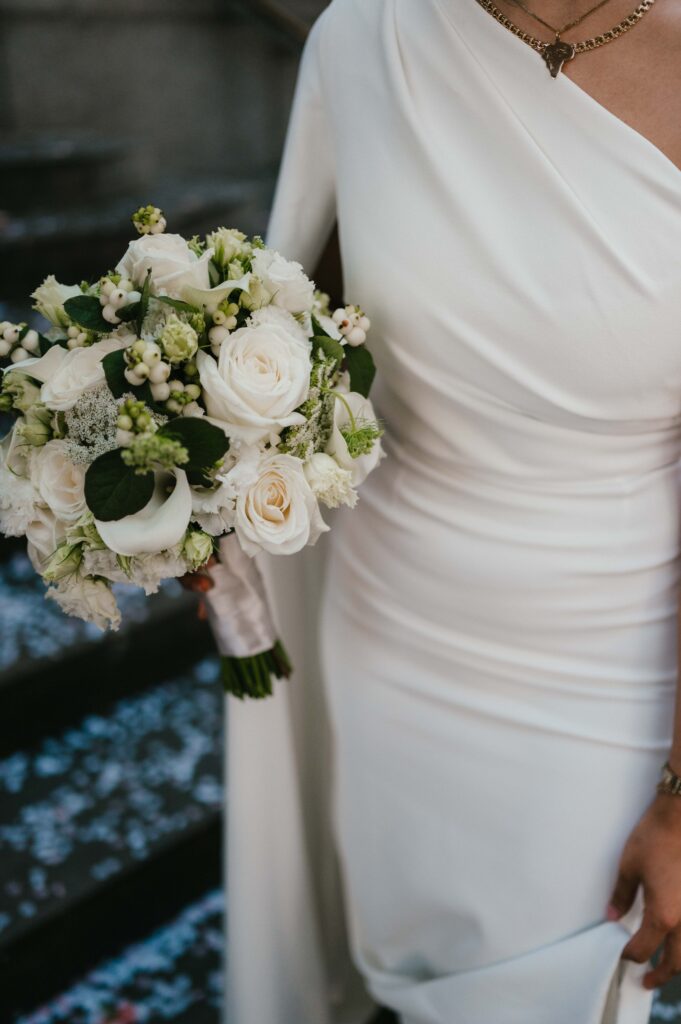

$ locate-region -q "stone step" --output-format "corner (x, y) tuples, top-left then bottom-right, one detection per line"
(0, 547), (214, 758)
(12, 888), (224, 1024)
(0, 135), (137, 216)
(0, 174), (274, 302)
(0, 659), (224, 1018)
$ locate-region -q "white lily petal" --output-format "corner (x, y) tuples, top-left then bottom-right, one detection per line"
(95, 469), (192, 556)
(180, 273), (253, 314)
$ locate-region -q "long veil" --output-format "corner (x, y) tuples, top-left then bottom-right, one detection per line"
(224, 12), (376, 1024)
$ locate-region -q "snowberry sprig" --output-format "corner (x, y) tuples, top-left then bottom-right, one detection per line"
(115, 398), (155, 447)
(132, 205), (166, 236)
(65, 325), (93, 350)
(123, 339), (173, 399)
(0, 321), (40, 363)
(332, 305), (371, 347)
(165, 380), (203, 417)
(208, 302), (240, 356)
(99, 276), (141, 326)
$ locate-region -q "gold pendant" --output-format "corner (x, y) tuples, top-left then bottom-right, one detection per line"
(542, 35), (577, 77)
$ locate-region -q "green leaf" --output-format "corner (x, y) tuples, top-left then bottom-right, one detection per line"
(158, 416), (229, 474)
(84, 449), (154, 521)
(116, 301), (140, 323)
(38, 334), (62, 356)
(344, 344), (376, 399)
(310, 314), (328, 337)
(157, 295), (200, 314)
(311, 334), (344, 368)
(63, 295), (113, 333)
(102, 349), (128, 398)
(136, 269), (152, 333)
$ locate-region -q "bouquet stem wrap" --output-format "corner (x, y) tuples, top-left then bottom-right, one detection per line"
(203, 533), (292, 699)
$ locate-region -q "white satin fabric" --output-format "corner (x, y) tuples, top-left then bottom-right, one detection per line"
(224, 2), (681, 1023)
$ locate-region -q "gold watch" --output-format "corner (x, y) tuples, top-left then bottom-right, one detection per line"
(657, 760), (681, 796)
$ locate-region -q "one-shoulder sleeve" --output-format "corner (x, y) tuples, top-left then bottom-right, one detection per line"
(264, 8), (337, 274)
(224, 8), (374, 1024)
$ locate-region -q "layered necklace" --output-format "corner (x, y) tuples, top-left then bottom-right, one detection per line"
(473, 0), (657, 76)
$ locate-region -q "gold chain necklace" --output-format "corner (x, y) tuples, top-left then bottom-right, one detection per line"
(473, 0), (657, 76)
(506, 0), (618, 36)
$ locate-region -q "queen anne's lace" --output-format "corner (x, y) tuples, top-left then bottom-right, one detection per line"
(63, 384), (120, 465)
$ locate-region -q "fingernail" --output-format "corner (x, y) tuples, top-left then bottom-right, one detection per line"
(606, 904), (621, 921)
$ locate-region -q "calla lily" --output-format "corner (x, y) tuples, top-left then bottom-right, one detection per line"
(180, 272), (254, 315)
(94, 469), (192, 556)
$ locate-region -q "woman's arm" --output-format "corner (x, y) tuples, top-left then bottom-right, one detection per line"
(607, 603), (681, 989)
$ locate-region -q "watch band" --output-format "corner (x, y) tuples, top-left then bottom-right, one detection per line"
(657, 760), (681, 796)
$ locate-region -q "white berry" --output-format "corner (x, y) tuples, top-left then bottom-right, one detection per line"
(10, 346), (28, 363)
(148, 361), (171, 384)
(150, 381), (170, 402)
(102, 304), (120, 324)
(22, 329), (40, 353)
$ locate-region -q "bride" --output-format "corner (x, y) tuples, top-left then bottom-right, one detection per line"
(185, 1), (681, 1022)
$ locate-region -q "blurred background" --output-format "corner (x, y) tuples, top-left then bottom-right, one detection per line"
(0, 1), (680, 1022)
(0, 3), (335, 1022)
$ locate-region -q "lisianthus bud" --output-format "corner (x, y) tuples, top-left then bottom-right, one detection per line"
(42, 542), (83, 583)
(160, 314), (198, 364)
(17, 404), (53, 446)
(182, 529), (214, 570)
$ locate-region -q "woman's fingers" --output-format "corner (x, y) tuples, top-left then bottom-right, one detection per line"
(621, 902), (670, 965)
(178, 555), (219, 594)
(607, 864), (638, 921)
(642, 928), (681, 989)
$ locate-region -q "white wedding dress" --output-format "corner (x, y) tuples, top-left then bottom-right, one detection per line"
(224, 2), (681, 1023)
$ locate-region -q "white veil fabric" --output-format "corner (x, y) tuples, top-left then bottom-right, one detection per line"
(224, 10), (376, 1024)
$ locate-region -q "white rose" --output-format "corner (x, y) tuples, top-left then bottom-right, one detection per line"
(115, 233), (213, 299)
(27, 336), (128, 411)
(26, 505), (67, 571)
(304, 452), (357, 509)
(250, 248), (314, 314)
(31, 440), (87, 522)
(0, 427), (40, 535)
(234, 452), (328, 556)
(31, 274), (83, 328)
(46, 575), (121, 631)
(325, 392), (385, 487)
(197, 320), (311, 443)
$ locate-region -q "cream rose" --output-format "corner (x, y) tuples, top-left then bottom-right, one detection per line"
(197, 318), (312, 443)
(115, 232), (213, 299)
(26, 505), (67, 571)
(46, 576), (121, 631)
(234, 452), (329, 556)
(31, 440), (87, 522)
(250, 248), (314, 314)
(26, 336), (128, 411)
(31, 275), (83, 328)
(325, 391), (385, 487)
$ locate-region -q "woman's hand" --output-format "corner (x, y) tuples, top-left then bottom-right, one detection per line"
(607, 790), (681, 989)
(179, 555), (218, 620)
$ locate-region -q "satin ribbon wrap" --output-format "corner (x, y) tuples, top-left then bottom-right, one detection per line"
(203, 532), (292, 698)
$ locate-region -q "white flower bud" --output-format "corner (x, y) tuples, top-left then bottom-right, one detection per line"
(182, 401), (203, 417)
(116, 428), (135, 446)
(208, 324), (230, 346)
(149, 217), (167, 234)
(102, 304), (120, 324)
(346, 326), (366, 346)
(22, 329), (40, 353)
(150, 381), (170, 402)
(148, 360), (171, 383)
(142, 344), (161, 366)
(108, 288), (128, 309)
(124, 366), (145, 387)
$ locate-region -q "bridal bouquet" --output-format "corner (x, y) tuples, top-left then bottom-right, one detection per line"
(0, 205), (384, 696)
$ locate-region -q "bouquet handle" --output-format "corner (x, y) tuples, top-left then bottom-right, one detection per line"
(203, 533), (292, 698)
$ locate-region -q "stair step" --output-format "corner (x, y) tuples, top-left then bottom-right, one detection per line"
(0, 549), (215, 757)
(0, 175), (274, 303)
(13, 888), (223, 1024)
(0, 659), (223, 1017)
